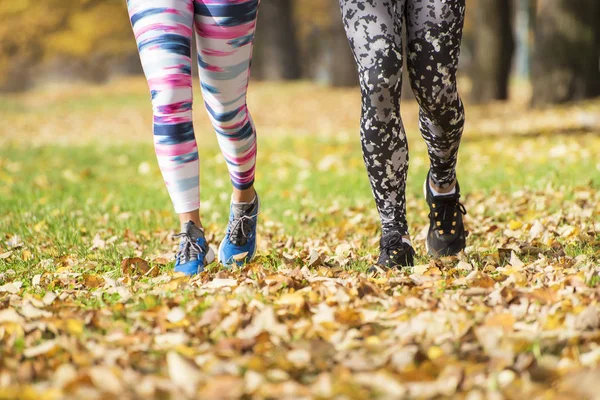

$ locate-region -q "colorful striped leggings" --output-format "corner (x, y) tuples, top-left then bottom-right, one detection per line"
(127, 0), (259, 214)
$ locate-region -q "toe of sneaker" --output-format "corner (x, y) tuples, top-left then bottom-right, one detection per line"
(219, 244), (256, 267)
(174, 260), (202, 276)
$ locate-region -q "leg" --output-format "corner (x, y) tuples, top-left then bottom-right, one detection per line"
(405, 0), (466, 190)
(193, 0), (259, 202)
(127, 0), (203, 227)
(406, 0), (468, 257)
(193, 0), (260, 266)
(339, 0), (409, 236)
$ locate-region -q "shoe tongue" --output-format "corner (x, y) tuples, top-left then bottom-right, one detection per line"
(232, 200), (257, 219)
(381, 233), (403, 248)
(183, 221), (204, 240)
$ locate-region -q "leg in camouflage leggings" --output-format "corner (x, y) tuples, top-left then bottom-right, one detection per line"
(339, 0), (465, 236)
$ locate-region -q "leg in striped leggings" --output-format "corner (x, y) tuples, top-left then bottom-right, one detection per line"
(127, 0), (260, 273)
(127, 0), (258, 214)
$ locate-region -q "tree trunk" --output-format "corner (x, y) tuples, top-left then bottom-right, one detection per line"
(531, 0), (600, 106)
(253, 0), (301, 80)
(471, 0), (515, 103)
(328, 0), (358, 87)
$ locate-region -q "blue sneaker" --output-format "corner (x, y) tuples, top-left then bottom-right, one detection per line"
(173, 221), (215, 276)
(218, 196), (259, 267)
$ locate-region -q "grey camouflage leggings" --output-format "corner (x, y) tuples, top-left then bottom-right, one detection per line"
(340, 0), (466, 236)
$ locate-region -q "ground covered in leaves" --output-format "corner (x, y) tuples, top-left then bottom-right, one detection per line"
(1, 79), (599, 399)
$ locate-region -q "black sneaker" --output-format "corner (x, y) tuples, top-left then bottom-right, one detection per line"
(376, 233), (415, 269)
(424, 170), (468, 257)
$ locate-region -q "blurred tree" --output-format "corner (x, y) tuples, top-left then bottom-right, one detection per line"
(254, 0), (301, 80)
(328, 0), (358, 87)
(293, 0), (329, 80)
(471, 0), (515, 102)
(0, 0), (475, 91)
(0, 0), (134, 91)
(532, 0), (600, 105)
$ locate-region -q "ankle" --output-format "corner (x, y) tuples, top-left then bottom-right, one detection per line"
(232, 187), (256, 203)
(429, 178), (456, 196)
(178, 211), (202, 231)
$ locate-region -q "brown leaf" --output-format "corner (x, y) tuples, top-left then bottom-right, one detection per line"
(23, 340), (58, 358)
(575, 305), (600, 331)
(335, 308), (363, 326)
(0, 281), (22, 294)
(89, 366), (123, 395)
(484, 313), (516, 331)
(0, 308), (24, 324)
(199, 376), (245, 399)
(167, 352), (202, 396)
(559, 369), (600, 398)
(82, 274), (105, 288)
(121, 257), (150, 276)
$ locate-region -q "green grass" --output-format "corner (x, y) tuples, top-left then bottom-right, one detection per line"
(1, 132), (599, 280)
(1, 79), (599, 284)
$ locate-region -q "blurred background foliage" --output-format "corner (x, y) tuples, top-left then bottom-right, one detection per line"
(0, 0), (598, 106)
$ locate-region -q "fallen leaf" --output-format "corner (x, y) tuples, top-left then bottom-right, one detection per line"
(23, 340), (57, 358)
(90, 234), (106, 250)
(83, 274), (105, 288)
(575, 305), (600, 331)
(31, 274), (41, 287)
(198, 376), (244, 398)
(485, 313), (516, 331)
(167, 352), (202, 396)
(167, 307), (186, 324)
(42, 292), (57, 305)
(52, 364), (77, 389)
(287, 349), (311, 368)
(121, 257), (150, 276)
(207, 278), (238, 289)
(0, 281), (22, 294)
(0, 308), (24, 324)
(19, 303), (51, 319)
(89, 366), (123, 394)
(509, 251), (525, 268)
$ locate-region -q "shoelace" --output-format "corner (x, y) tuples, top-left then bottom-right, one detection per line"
(228, 212), (259, 246)
(429, 195), (467, 235)
(381, 235), (404, 258)
(381, 234), (404, 255)
(173, 232), (205, 263)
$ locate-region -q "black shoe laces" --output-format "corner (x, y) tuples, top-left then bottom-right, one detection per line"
(228, 212), (259, 246)
(429, 194), (467, 235)
(379, 233), (413, 267)
(173, 232), (205, 264)
(381, 234), (405, 255)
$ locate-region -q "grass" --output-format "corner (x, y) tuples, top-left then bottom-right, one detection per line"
(2, 133), (598, 277)
(1, 79), (599, 279)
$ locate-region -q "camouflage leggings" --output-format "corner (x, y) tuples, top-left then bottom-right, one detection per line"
(340, 0), (466, 236)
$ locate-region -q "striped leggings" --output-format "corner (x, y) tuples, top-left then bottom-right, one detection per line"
(127, 0), (259, 213)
